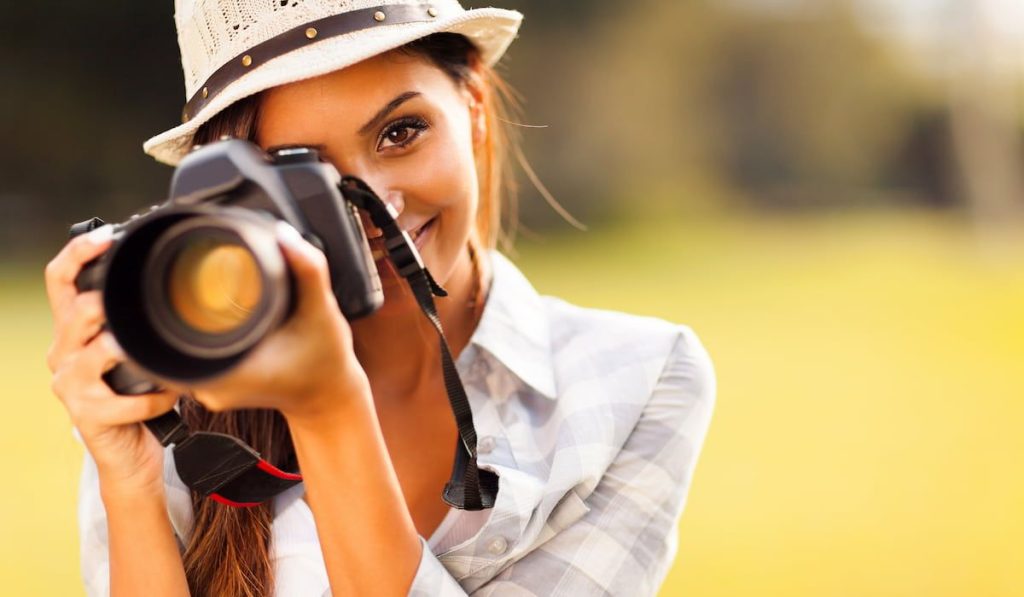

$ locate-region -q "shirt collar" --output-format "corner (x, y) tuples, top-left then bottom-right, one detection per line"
(464, 250), (557, 399)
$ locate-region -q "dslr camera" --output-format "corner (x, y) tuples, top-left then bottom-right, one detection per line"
(72, 138), (385, 393)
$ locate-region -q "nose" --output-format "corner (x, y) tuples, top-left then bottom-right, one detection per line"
(325, 159), (403, 237)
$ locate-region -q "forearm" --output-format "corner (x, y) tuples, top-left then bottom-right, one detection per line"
(101, 483), (190, 597)
(285, 387), (422, 597)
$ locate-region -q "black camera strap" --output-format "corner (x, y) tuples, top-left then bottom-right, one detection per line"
(74, 181), (498, 510)
(340, 176), (498, 510)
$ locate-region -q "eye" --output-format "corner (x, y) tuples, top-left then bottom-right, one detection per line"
(377, 116), (429, 152)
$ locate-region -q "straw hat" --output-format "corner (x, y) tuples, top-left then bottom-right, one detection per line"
(143, 0), (523, 165)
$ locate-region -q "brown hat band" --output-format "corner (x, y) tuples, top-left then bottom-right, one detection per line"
(182, 3), (444, 123)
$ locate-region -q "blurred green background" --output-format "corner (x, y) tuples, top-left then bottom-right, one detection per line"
(1, 0), (1022, 595)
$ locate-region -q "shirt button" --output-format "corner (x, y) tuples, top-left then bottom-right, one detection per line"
(477, 435), (496, 455)
(486, 536), (508, 555)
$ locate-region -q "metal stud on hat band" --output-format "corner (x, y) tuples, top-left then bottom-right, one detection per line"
(181, 4), (443, 123)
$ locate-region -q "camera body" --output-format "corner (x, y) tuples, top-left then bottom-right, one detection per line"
(73, 139), (383, 388)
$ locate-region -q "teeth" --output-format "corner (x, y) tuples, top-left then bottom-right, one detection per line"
(409, 219), (432, 241)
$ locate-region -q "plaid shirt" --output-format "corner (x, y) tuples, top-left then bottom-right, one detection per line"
(79, 251), (716, 596)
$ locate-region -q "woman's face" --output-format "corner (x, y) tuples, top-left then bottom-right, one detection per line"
(256, 50), (482, 296)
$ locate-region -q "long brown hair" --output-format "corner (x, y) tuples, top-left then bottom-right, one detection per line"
(181, 33), (520, 596)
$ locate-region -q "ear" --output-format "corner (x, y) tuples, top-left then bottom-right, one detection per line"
(462, 66), (487, 148)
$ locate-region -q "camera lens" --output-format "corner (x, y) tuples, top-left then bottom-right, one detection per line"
(99, 207), (293, 382)
(139, 210), (291, 362)
(168, 238), (263, 334)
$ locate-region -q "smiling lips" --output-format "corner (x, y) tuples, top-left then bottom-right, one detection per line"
(367, 216), (436, 261)
(409, 217), (435, 246)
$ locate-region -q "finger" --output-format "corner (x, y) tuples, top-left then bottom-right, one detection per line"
(52, 333), (125, 409)
(49, 360), (113, 420)
(44, 225), (114, 321)
(275, 221), (334, 313)
(78, 331), (127, 379)
(90, 390), (180, 427)
(54, 345), (173, 428)
(47, 291), (105, 372)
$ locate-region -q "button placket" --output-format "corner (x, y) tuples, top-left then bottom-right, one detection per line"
(447, 345), (541, 583)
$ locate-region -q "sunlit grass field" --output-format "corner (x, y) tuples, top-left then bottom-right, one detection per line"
(2, 209), (1021, 595)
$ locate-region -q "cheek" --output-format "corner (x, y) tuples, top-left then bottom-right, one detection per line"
(425, 142), (478, 276)
(432, 137), (478, 246)
(375, 113), (479, 283)
(398, 133), (478, 212)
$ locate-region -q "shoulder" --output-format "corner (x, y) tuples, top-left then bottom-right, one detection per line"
(533, 298), (716, 518)
(540, 295), (715, 407)
(542, 295), (699, 356)
(474, 250), (715, 461)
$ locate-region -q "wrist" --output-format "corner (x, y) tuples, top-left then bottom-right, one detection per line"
(98, 469), (167, 505)
(281, 368), (373, 430)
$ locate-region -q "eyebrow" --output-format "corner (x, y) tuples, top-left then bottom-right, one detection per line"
(358, 91), (421, 136)
(264, 91), (422, 153)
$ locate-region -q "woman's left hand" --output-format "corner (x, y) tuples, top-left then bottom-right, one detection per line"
(183, 221), (370, 420)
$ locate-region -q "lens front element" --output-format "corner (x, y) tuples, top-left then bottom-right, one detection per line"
(142, 210), (291, 361)
(168, 240), (263, 334)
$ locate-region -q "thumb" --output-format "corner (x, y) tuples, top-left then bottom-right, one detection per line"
(275, 221), (334, 314)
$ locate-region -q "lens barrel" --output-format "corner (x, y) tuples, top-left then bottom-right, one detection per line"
(101, 207), (291, 383)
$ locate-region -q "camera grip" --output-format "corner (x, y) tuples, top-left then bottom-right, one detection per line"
(69, 217), (108, 293)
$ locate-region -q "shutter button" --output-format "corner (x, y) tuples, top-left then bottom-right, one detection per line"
(477, 435), (496, 455)
(486, 536), (508, 555)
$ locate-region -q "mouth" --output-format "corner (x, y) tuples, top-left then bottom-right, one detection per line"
(368, 216), (437, 261)
(408, 217), (436, 249)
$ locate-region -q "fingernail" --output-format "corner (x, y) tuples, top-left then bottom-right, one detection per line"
(87, 225), (114, 244)
(275, 221), (322, 261)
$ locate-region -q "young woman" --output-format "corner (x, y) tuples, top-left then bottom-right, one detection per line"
(45, 1), (716, 595)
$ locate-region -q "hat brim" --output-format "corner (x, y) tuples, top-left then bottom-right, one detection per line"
(143, 7), (522, 166)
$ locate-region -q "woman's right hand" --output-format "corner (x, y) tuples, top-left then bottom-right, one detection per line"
(45, 225), (180, 496)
